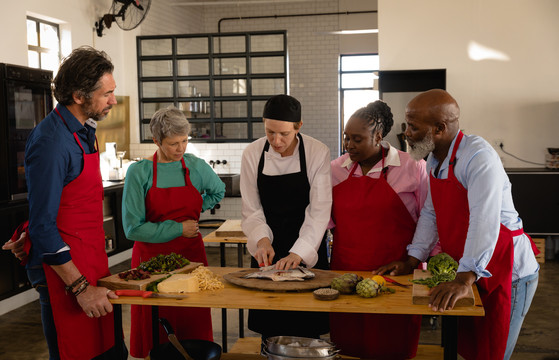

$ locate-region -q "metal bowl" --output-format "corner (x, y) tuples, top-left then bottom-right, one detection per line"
(265, 336), (338, 358)
(263, 349), (339, 360)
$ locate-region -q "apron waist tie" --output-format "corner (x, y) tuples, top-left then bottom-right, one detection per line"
(509, 228), (540, 256)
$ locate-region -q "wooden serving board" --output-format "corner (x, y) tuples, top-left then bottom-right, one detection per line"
(412, 269), (475, 306)
(215, 219), (245, 237)
(223, 268), (339, 292)
(98, 262), (203, 291)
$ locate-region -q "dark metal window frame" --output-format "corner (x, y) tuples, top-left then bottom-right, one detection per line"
(26, 16), (61, 70)
(137, 30), (287, 143)
(338, 53), (379, 154)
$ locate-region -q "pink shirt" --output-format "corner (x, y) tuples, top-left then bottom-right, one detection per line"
(330, 142), (429, 225)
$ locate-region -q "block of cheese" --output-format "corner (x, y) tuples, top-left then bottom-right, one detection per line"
(157, 274), (199, 293)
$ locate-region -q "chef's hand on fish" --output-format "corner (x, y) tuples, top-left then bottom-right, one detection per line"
(181, 219), (199, 238)
(255, 237), (275, 267)
(274, 253), (302, 270)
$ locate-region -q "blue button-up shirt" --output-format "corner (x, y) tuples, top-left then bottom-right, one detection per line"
(25, 104), (98, 268)
(408, 132), (539, 281)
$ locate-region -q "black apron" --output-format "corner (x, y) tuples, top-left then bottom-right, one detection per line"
(248, 133), (329, 337)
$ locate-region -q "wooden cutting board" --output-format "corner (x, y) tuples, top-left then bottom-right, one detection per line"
(215, 219), (245, 237)
(98, 262), (203, 291)
(223, 268), (339, 292)
(412, 269), (475, 306)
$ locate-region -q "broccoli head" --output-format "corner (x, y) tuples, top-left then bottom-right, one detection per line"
(427, 252), (458, 277)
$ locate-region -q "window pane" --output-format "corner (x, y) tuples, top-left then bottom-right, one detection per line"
(177, 37), (208, 55)
(252, 121), (265, 139)
(41, 52), (59, 72)
(252, 78), (284, 96)
(213, 58), (246, 75)
(142, 123), (153, 141)
(343, 89), (379, 129)
(178, 101), (211, 119)
(141, 39), (172, 56)
(216, 122), (247, 139)
(142, 102), (174, 119)
(341, 72), (377, 89)
(213, 36), (245, 53)
(27, 19), (38, 46)
(213, 101), (247, 118)
(341, 55), (379, 71)
(251, 56), (284, 74)
(143, 82), (173, 98)
(28, 51), (40, 68)
(40, 23), (59, 50)
(190, 122), (212, 139)
(178, 80), (210, 97)
(214, 79), (246, 96)
(252, 100), (266, 118)
(141, 60), (173, 77)
(177, 59), (209, 76)
(251, 34), (284, 52)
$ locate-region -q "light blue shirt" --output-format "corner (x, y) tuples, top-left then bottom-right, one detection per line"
(408, 132), (539, 281)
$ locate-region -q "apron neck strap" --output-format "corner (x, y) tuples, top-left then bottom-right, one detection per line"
(449, 131), (464, 170)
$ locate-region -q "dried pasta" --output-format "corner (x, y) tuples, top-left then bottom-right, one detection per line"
(192, 266), (224, 291)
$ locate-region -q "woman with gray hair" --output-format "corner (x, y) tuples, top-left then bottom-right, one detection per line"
(122, 106), (225, 358)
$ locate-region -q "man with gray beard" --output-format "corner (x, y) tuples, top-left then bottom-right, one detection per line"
(374, 89), (540, 360)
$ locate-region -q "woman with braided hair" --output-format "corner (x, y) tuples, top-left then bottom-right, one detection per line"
(329, 100), (428, 359)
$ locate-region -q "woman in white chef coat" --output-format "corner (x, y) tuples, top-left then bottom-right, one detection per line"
(240, 94), (332, 342)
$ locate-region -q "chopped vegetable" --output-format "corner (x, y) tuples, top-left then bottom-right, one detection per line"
(411, 252), (459, 288)
(138, 253), (190, 274)
(118, 269), (151, 281)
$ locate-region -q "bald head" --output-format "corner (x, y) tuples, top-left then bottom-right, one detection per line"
(406, 89), (460, 129)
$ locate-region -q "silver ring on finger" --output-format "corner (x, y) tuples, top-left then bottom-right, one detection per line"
(88, 312), (94, 318)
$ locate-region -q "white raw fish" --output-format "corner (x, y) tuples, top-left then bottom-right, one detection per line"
(243, 266), (315, 282)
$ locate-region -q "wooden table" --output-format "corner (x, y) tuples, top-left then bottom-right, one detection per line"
(111, 267), (484, 360)
(203, 230), (247, 268)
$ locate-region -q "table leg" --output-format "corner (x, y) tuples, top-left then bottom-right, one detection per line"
(152, 306), (159, 346)
(239, 309), (245, 338)
(237, 244), (245, 338)
(220, 243), (226, 267)
(113, 304), (125, 359)
(237, 244), (243, 268)
(442, 315), (458, 360)
(222, 308), (228, 352)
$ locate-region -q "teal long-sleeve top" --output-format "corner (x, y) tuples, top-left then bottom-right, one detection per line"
(122, 153), (225, 243)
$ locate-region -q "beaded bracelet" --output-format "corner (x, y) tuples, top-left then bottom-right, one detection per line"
(72, 280), (90, 296)
(65, 275), (86, 293)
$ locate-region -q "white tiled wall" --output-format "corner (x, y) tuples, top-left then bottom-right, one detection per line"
(129, 142), (248, 175)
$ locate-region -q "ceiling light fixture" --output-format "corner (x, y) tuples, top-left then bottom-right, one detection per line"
(170, 0), (315, 5)
(326, 29), (378, 35)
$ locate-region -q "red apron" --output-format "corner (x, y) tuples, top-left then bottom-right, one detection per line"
(43, 108), (114, 360)
(129, 151), (212, 358)
(330, 150), (421, 360)
(430, 131), (537, 360)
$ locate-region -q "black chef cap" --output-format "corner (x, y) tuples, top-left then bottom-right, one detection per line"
(262, 94), (301, 122)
